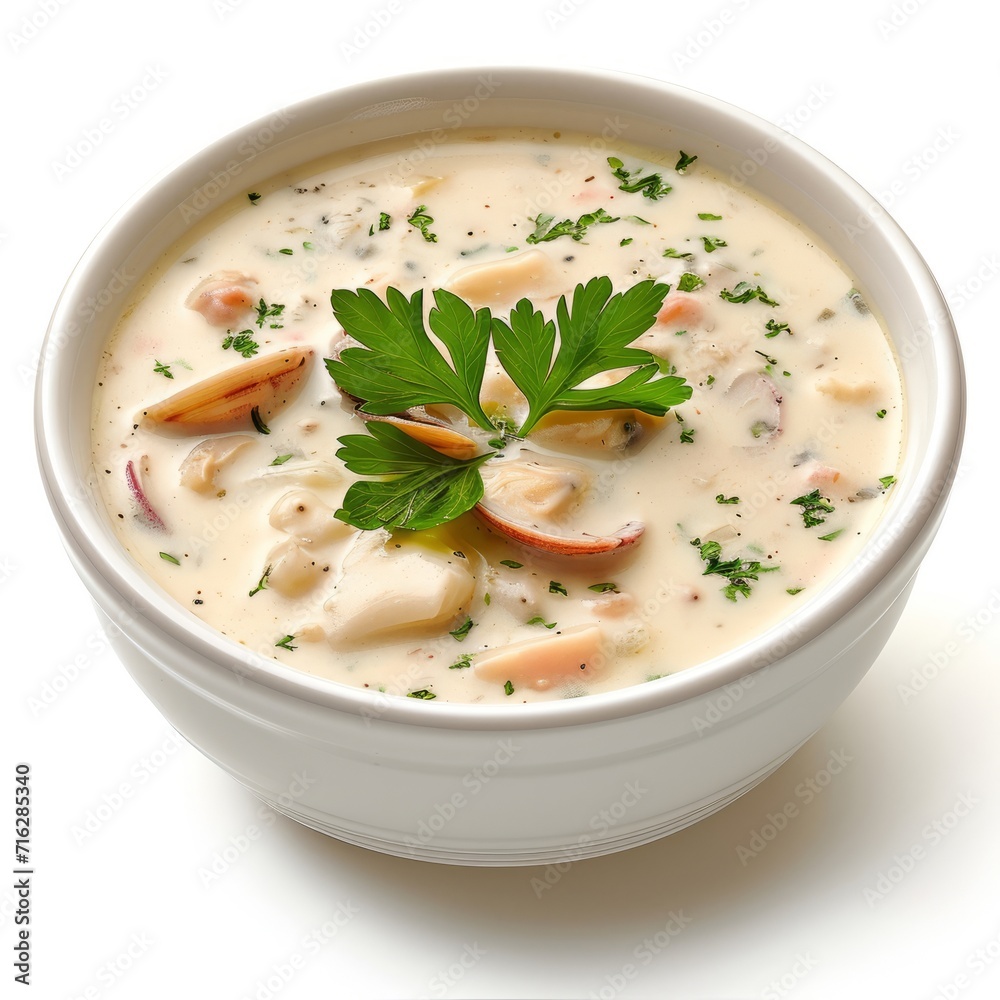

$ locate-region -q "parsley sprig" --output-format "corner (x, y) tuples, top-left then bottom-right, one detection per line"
(607, 157), (672, 200)
(692, 538), (779, 602)
(526, 208), (619, 244)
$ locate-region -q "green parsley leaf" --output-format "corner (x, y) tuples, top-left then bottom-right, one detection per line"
(449, 653), (473, 669)
(675, 151), (698, 173)
(407, 689), (437, 700)
(279, 247), (294, 255)
(491, 277), (691, 436)
(765, 319), (790, 338)
(407, 205), (437, 242)
(701, 236), (728, 253)
(255, 299), (285, 328)
(222, 330), (260, 358)
(587, 582), (620, 593)
(369, 211), (391, 236)
(327, 285), (494, 430)
(549, 580), (568, 596)
(270, 453), (294, 466)
(698, 212), (723, 221)
(247, 192), (261, 204)
(153, 360), (174, 379)
(302, 241), (314, 250)
(450, 616), (475, 641)
(159, 551), (180, 565)
(691, 537), (779, 602)
(680, 426), (695, 443)
(275, 634), (297, 651)
(619, 237), (633, 247)
(719, 282), (779, 306)
(500, 559), (523, 569)
(787, 587), (804, 595)
(249, 565), (272, 597)
(790, 489), (835, 528)
(716, 494), (740, 504)
(503, 679), (515, 696)
(526, 208), (620, 244)
(607, 156), (672, 199)
(880, 475), (897, 489)
(334, 422), (492, 532)
(662, 248), (694, 260)
(527, 616), (557, 628)
(876, 409), (887, 419)
(818, 528), (844, 541)
(677, 272), (705, 292)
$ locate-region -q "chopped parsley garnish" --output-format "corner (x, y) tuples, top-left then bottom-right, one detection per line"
(449, 616), (475, 641)
(270, 453), (294, 466)
(755, 349), (779, 366)
(407, 205), (438, 242)
(719, 282), (779, 306)
(698, 212), (723, 221)
(153, 360), (174, 379)
(278, 248), (294, 255)
(587, 582), (620, 593)
(662, 247), (694, 260)
(247, 192), (261, 204)
(818, 529), (844, 541)
(275, 634), (297, 651)
(500, 559), (523, 569)
(716, 494), (740, 505)
(249, 565), (272, 597)
(691, 538), (779, 602)
(764, 319), (790, 338)
(876, 409), (887, 419)
(705, 375), (716, 385)
(326, 278), (690, 531)
(222, 330), (260, 358)
(787, 587), (804, 596)
(619, 237), (633, 247)
(879, 475), (897, 489)
(701, 236), (728, 253)
(255, 298), (285, 329)
(503, 680), (515, 696)
(790, 489), (835, 528)
(679, 426), (695, 443)
(677, 272), (705, 292)
(407, 689), (437, 700)
(527, 616), (557, 629)
(302, 241), (314, 250)
(549, 581), (569, 596)
(526, 208), (619, 244)
(607, 156), (672, 200)
(369, 211), (391, 236)
(449, 653), (474, 669)
(675, 151), (698, 173)
(250, 406), (271, 435)
(159, 551), (180, 565)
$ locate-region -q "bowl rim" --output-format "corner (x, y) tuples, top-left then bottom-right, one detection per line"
(35, 64), (966, 731)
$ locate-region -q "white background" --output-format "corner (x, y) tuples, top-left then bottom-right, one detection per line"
(6, 0), (998, 997)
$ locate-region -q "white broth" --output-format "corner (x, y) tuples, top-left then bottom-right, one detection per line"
(91, 128), (904, 704)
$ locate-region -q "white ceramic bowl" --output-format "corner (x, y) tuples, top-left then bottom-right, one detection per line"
(35, 67), (965, 865)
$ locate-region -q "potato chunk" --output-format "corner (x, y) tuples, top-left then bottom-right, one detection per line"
(446, 249), (561, 307)
(474, 624), (606, 688)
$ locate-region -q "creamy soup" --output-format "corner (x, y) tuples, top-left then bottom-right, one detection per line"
(91, 128), (903, 704)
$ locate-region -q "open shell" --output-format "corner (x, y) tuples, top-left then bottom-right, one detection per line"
(140, 348), (313, 434)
